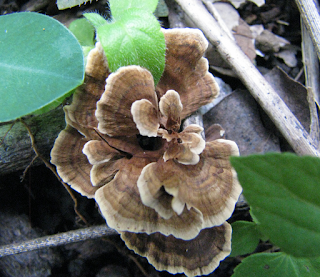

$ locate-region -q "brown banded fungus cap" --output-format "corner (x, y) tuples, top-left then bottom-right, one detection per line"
(50, 28), (242, 276)
(120, 222), (232, 277)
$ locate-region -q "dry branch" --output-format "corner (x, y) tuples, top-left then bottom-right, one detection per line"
(0, 106), (66, 176)
(0, 224), (118, 257)
(175, 0), (320, 156)
(295, 0), (320, 61)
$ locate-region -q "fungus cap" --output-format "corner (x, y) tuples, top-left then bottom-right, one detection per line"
(120, 222), (232, 277)
(138, 139), (242, 227)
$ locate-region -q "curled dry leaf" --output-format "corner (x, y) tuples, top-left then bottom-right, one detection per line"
(51, 28), (240, 276)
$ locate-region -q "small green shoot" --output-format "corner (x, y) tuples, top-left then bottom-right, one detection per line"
(84, 0), (165, 85)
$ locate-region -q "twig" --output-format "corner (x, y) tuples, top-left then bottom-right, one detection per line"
(175, 0), (320, 156)
(19, 118), (89, 225)
(301, 18), (320, 147)
(301, 17), (320, 105)
(307, 88), (320, 148)
(0, 225), (118, 257)
(295, 0), (320, 61)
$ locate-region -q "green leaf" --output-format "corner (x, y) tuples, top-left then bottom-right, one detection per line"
(57, 0), (86, 10)
(230, 221), (261, 257)
(230, 153), (320, 257)
(83, 13), (108, 29)
(154, 0), (169, 17)
(232, 252), (320, 277)
(97, 8), (165, 85)
(69, 18), (95, 47)
(0, 12), (84, 122)
(109, 0), (158, 20)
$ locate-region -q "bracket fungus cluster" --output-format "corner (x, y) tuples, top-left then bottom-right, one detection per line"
(51, 28), (242, 276)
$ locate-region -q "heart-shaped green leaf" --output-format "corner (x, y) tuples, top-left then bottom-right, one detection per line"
(96, 8), (165, 85)
(0, 12), (84, 123)
(230, 221), (261, 257)
(230, 153), (320, 257)
(232, 252), (320, 277)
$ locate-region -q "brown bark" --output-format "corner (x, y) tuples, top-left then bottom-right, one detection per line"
(0, 106), (66, 176)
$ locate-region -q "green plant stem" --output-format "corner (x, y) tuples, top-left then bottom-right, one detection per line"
(0, 225), (118, 257)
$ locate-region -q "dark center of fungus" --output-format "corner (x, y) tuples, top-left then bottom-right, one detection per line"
(137, 135), (163, 151)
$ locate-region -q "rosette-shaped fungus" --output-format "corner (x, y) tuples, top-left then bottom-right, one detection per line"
(51, 28), (242, 277)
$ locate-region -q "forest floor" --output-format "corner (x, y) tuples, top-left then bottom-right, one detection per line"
(0, 0), (308, 276)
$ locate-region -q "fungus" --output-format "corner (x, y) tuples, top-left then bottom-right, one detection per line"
(137, 139), (241, 226)
(120, 222), (231, 277)
(51, 28), (241, 277)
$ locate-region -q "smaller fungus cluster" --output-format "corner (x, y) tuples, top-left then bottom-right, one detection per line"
(51, 28), (242, 277)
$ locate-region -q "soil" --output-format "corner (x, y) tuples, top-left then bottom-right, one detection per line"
(0, 0), (305, 276)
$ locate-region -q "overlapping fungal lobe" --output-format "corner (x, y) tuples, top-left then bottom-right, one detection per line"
(96, 65), (159, 137)
(138, 139), (242, 228)
(157, 28), (219, 118)
(50, 125), (97, 198)
(94, 156), (204, 240)
(50, 27), (241, 277)
(159, 89), (182, 131)
(120, 222), (231, 277)
(64, 42), (110, 137)
(159, 125), (206, 165)
(50, 42), (111, 198)
(131, 99), (159, 137)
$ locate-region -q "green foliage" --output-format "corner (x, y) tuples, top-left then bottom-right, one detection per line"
(109, 0), (158, 18)
(231, 153), (320, 257)
(56, 0), (86, 10)
(230, 153), (320, 276)
(83, 13), (107, 29)
(232, 252), (320, 277)
(0, 12), (84, 123)
(68, 18), (96, 64)
(230, 221), (261, 257)
(84, 0), (165, 85)
(68, 18), (95, 47)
